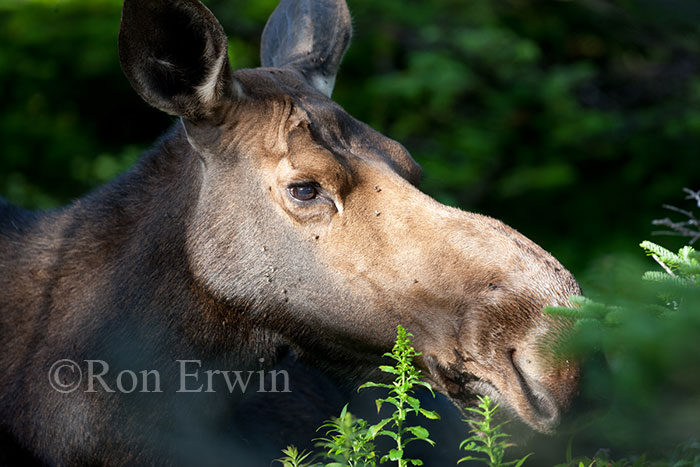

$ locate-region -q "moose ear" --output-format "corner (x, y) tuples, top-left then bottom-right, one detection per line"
(260, 0), (352, 97)
(118, 0), (236, 121)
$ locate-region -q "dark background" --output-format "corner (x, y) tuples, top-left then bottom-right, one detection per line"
(2, 0), (699, 463)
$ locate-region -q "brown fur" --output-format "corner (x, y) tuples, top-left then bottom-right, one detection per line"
(0, 0), (580, 465)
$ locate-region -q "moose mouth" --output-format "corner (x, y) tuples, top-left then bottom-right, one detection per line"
(424, 350), (562, 434)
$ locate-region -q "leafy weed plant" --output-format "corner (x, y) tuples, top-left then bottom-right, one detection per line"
(275, 445), (314, 467)
(458, 395), (531, 467)
(315, 403), (377, 467)
(357, 325), (440, 466)
(279, 326), (530, 467)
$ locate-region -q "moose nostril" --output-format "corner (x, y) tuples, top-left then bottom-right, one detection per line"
(506, 348), (517, 366)
(509, 349), (560, 428)
(509, 347), (536, 376)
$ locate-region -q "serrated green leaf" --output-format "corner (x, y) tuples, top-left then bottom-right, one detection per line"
(419, 408), (440, 419)
(406, 426), (430, 439)
(374, 398), (383, 413)
(510, 453), (532, 467)
(569, 294), (594, 306)
(641, 240), (682, 264)
(382, 396), (400, 409)
(358, 381), (391, 391)
(405, 395), (420, 410)
(415, 380), (436, 395)
(544, 305), (582, 319)
(643, 271), (690, 287)
(388, 448), (404, 461)
(366, 419), (390, 439)
(458, 455), (487, 464)
(378, 365), (399, 374)
(459, 439), (476, 450)
(378, 429), (397, 440)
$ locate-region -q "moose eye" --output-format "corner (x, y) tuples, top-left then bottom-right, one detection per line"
(288, 184), (318, 201)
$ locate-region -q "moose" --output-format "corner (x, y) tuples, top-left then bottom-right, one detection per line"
(0, 0), (581, 465)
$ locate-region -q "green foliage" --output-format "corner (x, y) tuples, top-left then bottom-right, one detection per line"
(282, 304), (699, 466)
(640, 242), (700, 285)
(0, 0), (160, 208)
(458, 395), (531, 467)
(282, 326), (535, 467)
(544, 220), (700, 453)
(552, 438), (700, 467)
(357, 325), (439, 467)
(312, 325), (439, 467)
(275, 445), (314, 467)
(315, 404), (377, 467)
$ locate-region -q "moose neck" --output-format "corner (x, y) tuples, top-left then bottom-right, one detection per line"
(1, 123), (287, 371)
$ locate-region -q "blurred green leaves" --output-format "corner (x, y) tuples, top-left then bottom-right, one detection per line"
(545, 238), (700, 454)
(0, 0), (165, 207)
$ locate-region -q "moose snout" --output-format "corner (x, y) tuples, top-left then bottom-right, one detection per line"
(506, 345), (579, 433)
(378, 203), (584, 434)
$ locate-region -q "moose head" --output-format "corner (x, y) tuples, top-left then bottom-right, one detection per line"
(0, 0), (579, 464)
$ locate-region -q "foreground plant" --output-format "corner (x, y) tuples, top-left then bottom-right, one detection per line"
(544, 189), (700, 456)
(358, 325), (440, 467)
(315, 404), (377, 467)
(458, 395), (531, 467)
(306, 325), (440, 466)
(640, 241), (699, 287)
(275, 445), (314, 467)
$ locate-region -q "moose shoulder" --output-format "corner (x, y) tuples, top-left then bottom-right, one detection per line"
(0, 0), (580, 465)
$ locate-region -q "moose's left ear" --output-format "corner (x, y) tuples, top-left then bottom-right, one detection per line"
(119, 0), (236, 122)
(260, 0), (352, 97)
